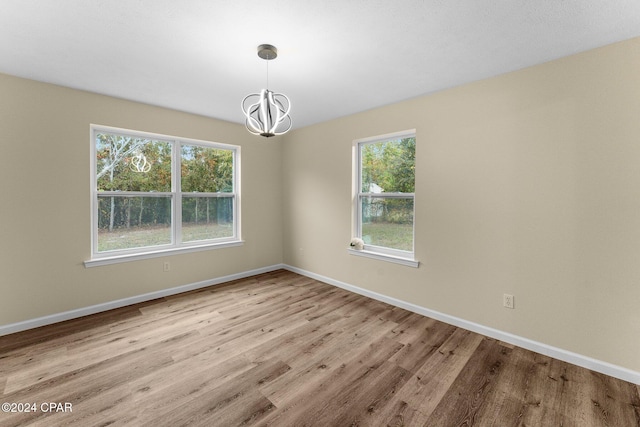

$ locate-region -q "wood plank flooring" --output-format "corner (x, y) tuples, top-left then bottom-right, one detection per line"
(1, 269), (639, 426)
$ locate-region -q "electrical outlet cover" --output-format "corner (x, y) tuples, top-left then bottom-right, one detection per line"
(503, 294), (514, 309)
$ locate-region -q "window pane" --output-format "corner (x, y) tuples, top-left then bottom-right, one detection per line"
(97, 196), (172, 252)
(181, 144), (234, 193)
(182, 196), (234, 242)
(361, 196), (414, 251)
(360, 137), (415, 193)
(96, 134), (172, 192)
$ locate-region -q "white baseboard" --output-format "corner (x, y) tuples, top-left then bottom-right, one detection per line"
(283, 265), (640, 386)
(0, 264), (286, 337)
(2, 262), (638, 385)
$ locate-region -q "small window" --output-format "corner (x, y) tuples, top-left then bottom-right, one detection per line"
(353, 131), (416, 261)
(90, 125), (240, 261)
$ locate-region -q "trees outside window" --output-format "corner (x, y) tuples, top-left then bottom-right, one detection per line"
(355, 131), (415, 258)
(91, 126), (239, 258)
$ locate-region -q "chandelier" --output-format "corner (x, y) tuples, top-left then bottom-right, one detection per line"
(241, 44), (292, 137)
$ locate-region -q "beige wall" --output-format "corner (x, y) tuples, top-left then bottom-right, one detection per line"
(0, 74), (283, 325)
(282, 37), (640, 373)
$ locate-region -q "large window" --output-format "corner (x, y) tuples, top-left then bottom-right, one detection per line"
(89, 125), (240, 263)
(353, 130), (416, 264)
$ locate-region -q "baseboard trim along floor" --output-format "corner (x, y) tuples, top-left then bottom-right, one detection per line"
(284, 265), (640, 386)
(0, 264), (282, 337)
(1, 263), (638, 385)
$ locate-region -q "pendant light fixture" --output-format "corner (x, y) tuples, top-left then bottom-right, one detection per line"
(241, 44), (292, 137)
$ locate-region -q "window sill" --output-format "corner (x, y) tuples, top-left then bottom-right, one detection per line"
(84, 240), (244, 268)
(347, 248), (419, 268)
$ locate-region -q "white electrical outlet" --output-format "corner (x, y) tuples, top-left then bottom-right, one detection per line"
(163, 262), (170, 272)
(503, 293), (514, 309)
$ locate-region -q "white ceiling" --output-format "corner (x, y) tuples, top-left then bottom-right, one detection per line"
(2, 1), (640, 129)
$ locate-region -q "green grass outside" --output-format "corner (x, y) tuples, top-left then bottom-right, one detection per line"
(99, 221), (411, 253)
(362, 222), (413, 251)
(98, 223), (233, 252)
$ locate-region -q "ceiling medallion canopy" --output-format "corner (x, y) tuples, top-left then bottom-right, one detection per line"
(241, 44), (292, 137)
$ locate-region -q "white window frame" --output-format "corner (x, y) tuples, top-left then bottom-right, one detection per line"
(85, 125), (242, 267)
(350, 130), (418, 268)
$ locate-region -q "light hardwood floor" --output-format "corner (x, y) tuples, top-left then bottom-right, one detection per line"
(1, 270), (639, 426)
